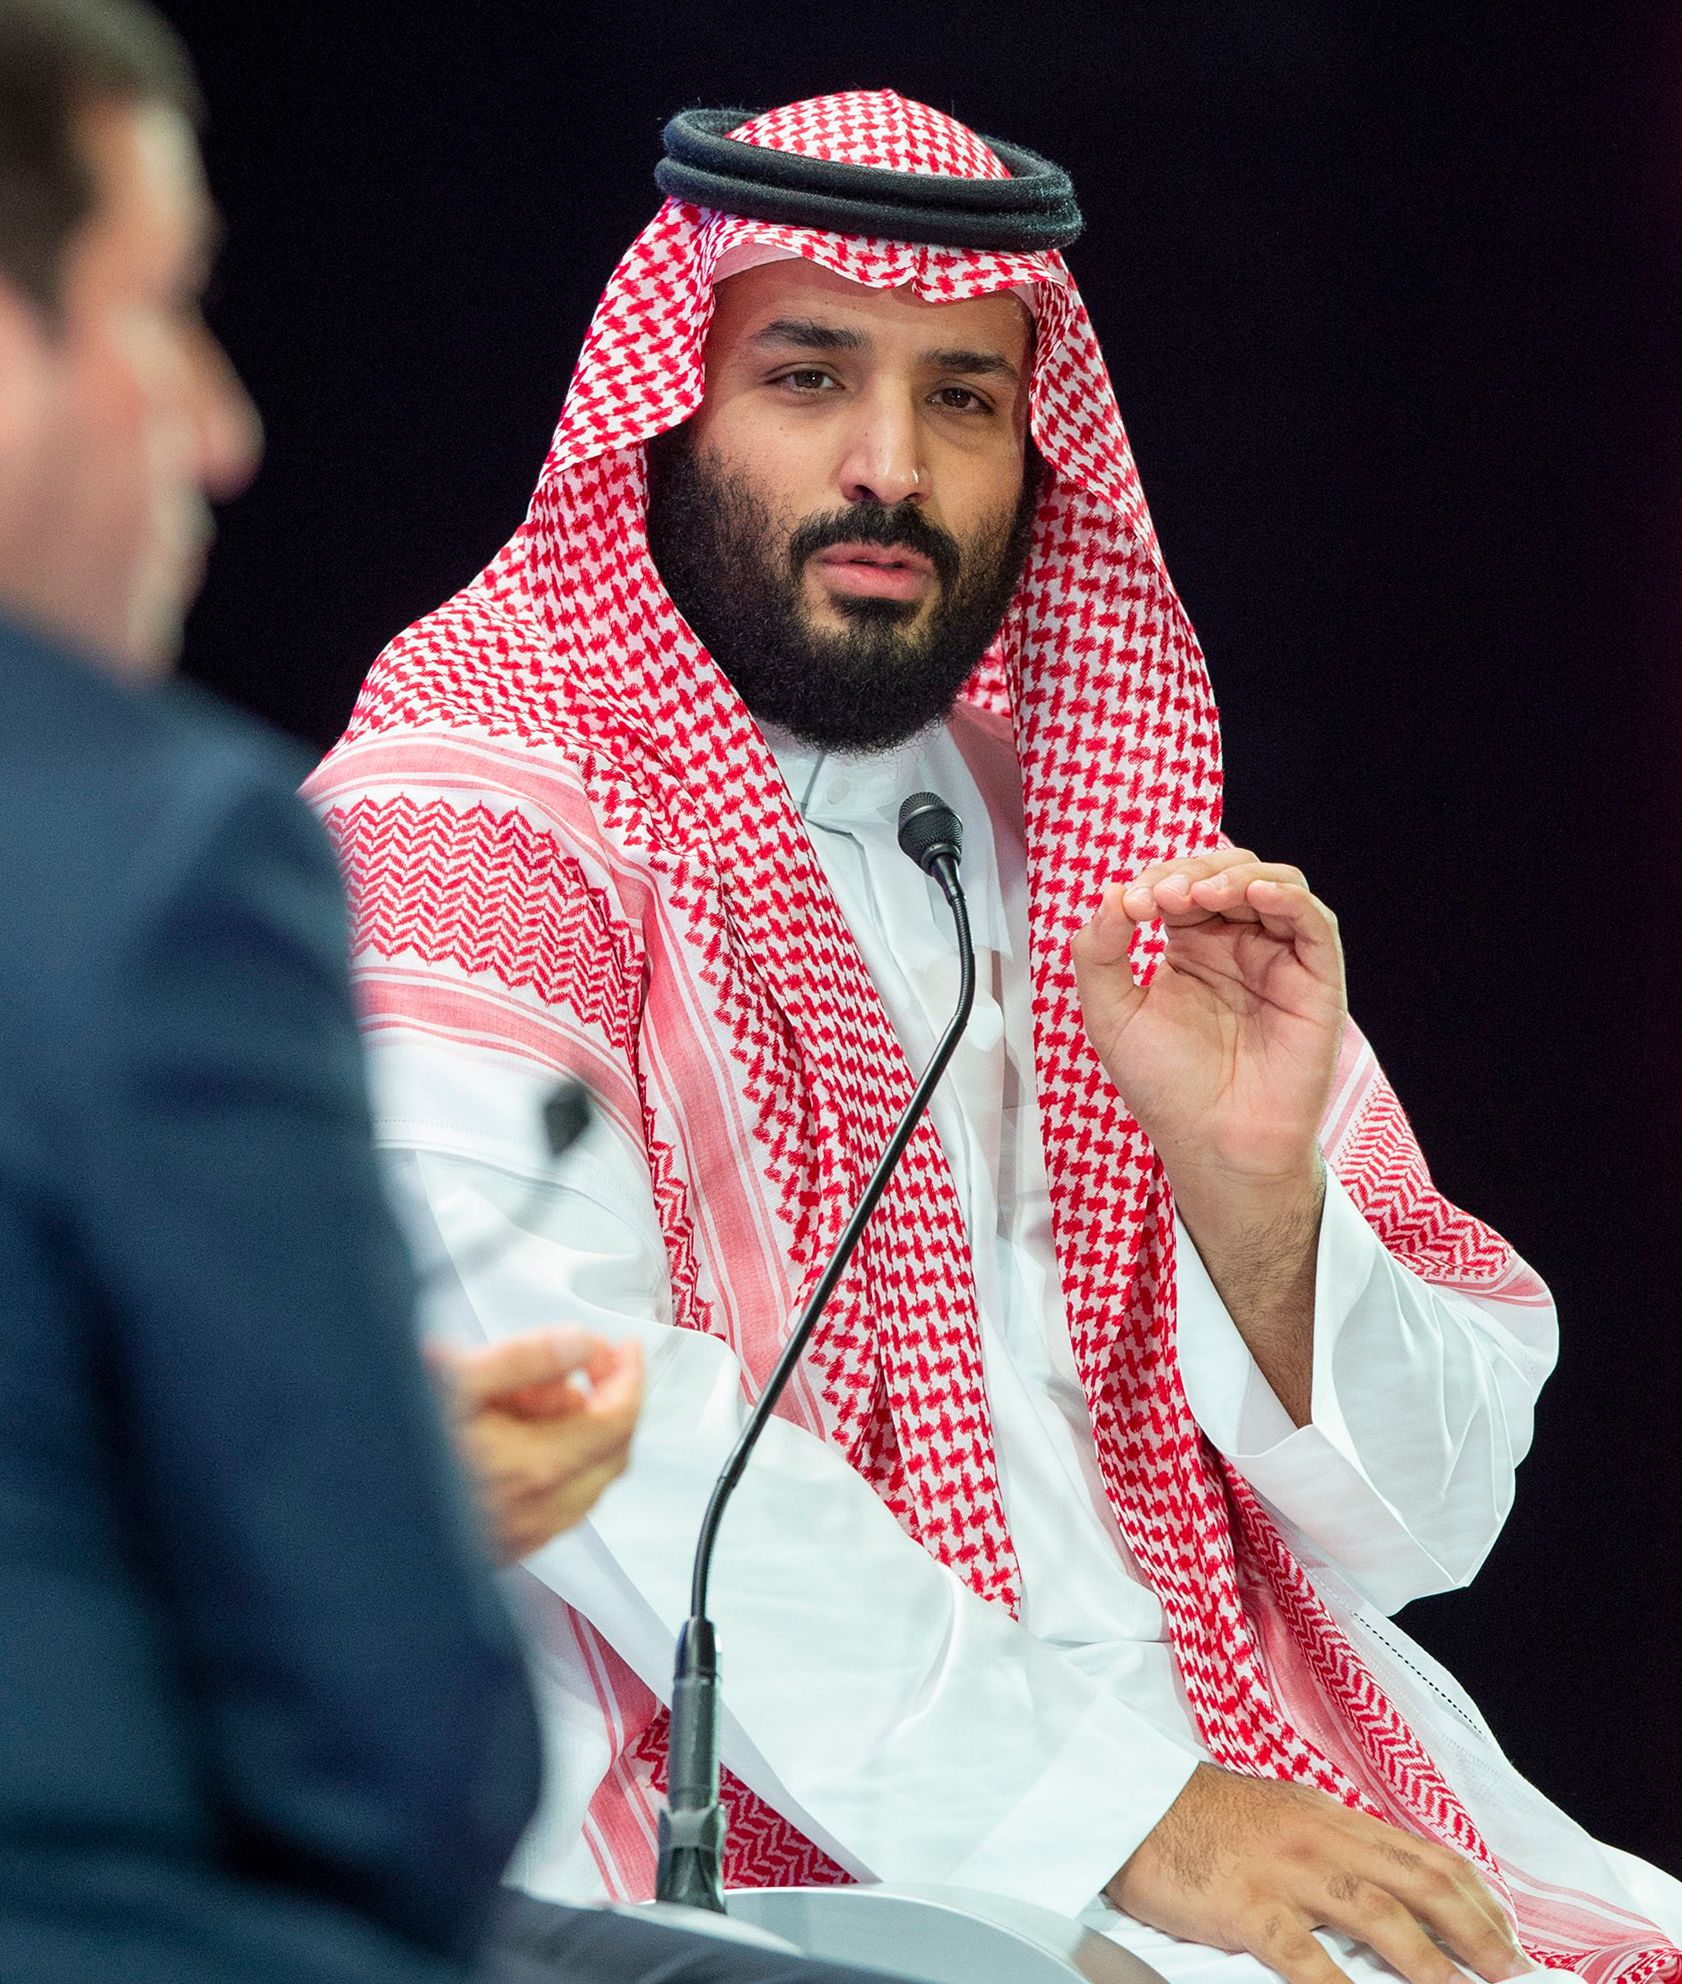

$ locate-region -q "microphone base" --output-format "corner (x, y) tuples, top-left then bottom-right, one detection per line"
(654, 1804), (727, 1913)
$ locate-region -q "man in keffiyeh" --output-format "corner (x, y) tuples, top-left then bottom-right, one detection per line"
(305, 91), (1681, 1984)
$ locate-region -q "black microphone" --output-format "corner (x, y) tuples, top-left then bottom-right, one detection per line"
(894, 790), (964, 903)
(656, 792), (976, 1913)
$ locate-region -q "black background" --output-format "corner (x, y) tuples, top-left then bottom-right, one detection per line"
(159, 0), (1681, 1869)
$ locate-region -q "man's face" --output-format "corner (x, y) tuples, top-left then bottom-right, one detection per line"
(646, 258), (1037, 753)
(0, 98), (260, 679)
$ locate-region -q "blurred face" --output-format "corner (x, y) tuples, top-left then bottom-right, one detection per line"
(0, 97), (260, 679)
(646, 258), (1037, 753)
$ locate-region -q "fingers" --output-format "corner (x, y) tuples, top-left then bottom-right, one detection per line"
(1109, 1767), (1528, 1984)
(495, 1377), (589, 1421)
(583, 1340), (645, 1432)
(1252, 1851), (1522, 1984)
(1074, 881), (1143, 969)
(1240, 1910), (1357, 1984)
(442, 1336), (645, 1564)
(1312, 1880), (1466, 1984)
(1375, 1850), (1528, 1983)
(498, 1340), (643, 1422)
(1121, 849), (1311, 930)
(1070, 884), (1150, 1065)
(1239, 879), (1335, 950)
(1119, 846), (1278, 914)
(462, 1396), (638, 1561)
(583, 1336), (625, 1384)
(1075, 847), (1320, 988)
(442, 1328), (603, 1415)
(1097, 849), (1343, 996)
(506, 1394), (638, 1545)
(497, 1454), (631, 1559)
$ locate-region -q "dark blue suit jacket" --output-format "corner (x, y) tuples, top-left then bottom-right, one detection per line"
(0, 615), (542, 1981)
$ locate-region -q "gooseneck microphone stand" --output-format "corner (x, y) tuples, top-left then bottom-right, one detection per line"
(655, 792), (975, 1913)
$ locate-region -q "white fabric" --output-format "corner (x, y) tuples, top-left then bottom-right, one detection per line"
(374, 697), (1571, 1928)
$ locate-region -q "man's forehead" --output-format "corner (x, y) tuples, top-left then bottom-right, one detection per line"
(709, 256), (1032, 357)
(80, 98), (218, 269)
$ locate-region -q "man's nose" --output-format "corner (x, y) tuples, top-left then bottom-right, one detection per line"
(837, 389), (926, 509)
(191, 329), (263, 504)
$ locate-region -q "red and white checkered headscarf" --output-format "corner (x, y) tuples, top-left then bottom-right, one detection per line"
(310, 92), (1674, 1978)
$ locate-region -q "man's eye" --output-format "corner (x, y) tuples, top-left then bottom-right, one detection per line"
(777, 368), (837, 393)
(931, 385), (988, 413)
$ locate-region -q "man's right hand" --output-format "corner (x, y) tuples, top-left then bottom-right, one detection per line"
(1108, 1765), (1531, 1984)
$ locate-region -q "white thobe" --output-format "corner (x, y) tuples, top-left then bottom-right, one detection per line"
(374, 698), (1571, 1970)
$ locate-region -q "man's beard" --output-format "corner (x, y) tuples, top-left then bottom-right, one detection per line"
(644, 429), (1039, 754)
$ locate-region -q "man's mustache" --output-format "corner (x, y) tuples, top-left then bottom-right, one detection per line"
(786, 505), (962, 594)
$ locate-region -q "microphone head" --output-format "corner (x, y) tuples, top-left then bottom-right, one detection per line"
(896, 791), (964, 877)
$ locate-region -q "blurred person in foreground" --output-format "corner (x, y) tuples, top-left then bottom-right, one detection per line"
(0, 1), (605, 1977)
(0, 8), (912, 1979)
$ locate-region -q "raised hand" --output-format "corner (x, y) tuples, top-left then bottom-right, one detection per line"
(1072, 848), (1350, 1421)
(1109, 1766), (1531, 1984)
(1071, 847), (1347, 1196)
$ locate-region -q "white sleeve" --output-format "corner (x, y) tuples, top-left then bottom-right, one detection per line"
(1174, 1172), (1558, 1615)
(376, 1052), (1201, 1916)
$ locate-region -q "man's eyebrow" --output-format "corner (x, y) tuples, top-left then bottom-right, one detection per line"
(923, 347), (1021, 385)
(748, 317), (869, 354)
(744, 319), (1022, 386)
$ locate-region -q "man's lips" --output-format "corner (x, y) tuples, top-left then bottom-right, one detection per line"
(811, 542), (935, 603)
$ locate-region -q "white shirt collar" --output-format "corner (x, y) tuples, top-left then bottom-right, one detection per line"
(757, 711), (1015, 966)
(758, 719), (937, 835)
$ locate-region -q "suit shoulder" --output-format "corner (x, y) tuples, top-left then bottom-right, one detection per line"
(0, 626), (333, 1077)
(0, 623), (309, 846)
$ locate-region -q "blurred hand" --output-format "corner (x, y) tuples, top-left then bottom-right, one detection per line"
(1109, 1765), (1529, 1984)
(429, 1330), (644, 1563)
